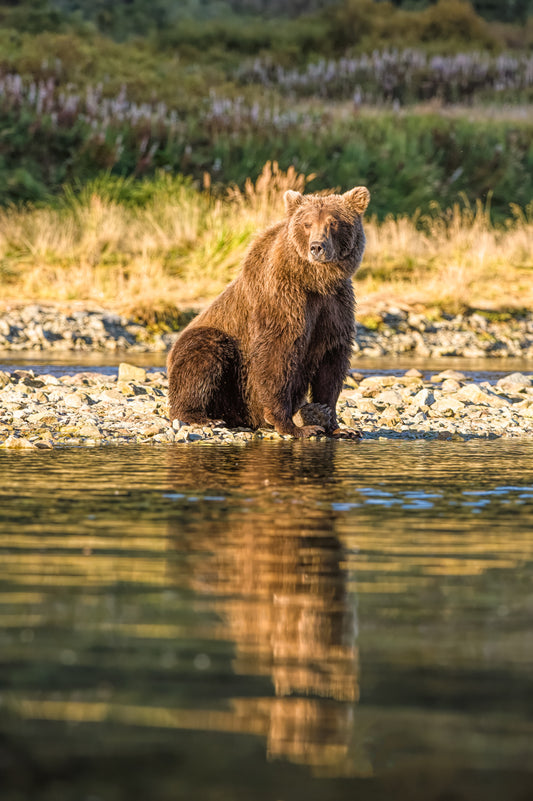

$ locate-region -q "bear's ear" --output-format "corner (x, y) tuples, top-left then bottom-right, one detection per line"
(284, 190), (304, 216)
(342, 186), (370, 215)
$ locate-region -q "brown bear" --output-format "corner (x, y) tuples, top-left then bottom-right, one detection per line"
(167, 185), (370, 438)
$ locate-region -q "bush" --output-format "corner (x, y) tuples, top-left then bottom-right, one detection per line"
(420, 0), (495, 48)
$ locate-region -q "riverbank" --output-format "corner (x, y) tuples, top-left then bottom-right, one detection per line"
(1, 362), (531, 449)
(0, 304), (532, 360)
(2, 159), (533, 315)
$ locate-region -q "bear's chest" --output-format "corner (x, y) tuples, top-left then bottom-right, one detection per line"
(304, 289), (354, 351)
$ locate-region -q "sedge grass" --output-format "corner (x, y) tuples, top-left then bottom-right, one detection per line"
(0, 163), (531, 319)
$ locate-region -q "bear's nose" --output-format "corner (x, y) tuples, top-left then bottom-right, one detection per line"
(309, 241), (324, 257)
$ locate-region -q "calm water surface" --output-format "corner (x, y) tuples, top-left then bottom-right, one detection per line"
(1, 440), (533, 801)
(2, 352), (533, 382)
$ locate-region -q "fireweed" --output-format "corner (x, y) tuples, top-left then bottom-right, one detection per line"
(238, 50), (533, 104)
(0, 59), (532, 217)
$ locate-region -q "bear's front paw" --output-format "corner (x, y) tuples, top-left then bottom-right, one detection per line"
(331, 427), (362, 440)
(293, 403), (334, 431)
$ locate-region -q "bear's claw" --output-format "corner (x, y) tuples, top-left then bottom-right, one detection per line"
(331, 427), (362, 440)
(298, 425), (326, 438)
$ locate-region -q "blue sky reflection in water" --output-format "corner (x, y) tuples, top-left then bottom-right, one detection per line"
(0, 440), (533, 801)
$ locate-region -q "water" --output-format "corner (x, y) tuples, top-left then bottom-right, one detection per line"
(1, 439), (533, 801)
(1, 351), (533, 383)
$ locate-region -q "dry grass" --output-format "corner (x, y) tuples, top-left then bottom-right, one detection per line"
(0, 163), (531, 317)
(360, 197), (533, 314)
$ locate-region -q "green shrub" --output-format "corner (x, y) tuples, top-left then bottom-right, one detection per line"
(420, 0), (495, 48)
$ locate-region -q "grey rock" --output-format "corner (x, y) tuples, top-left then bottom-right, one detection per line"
(497, 372), (531, 392)
(411, 388), (435, 408)
(118, 362), (147, 383)
(374, 389), (404, 407)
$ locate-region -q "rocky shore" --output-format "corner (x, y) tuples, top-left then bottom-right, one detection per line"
(0, 363), (531, 449)
(0, 304), (532, 359)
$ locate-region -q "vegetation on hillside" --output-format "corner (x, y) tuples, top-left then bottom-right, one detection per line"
(0, 0), (531, 311)
(0, 0), (532, 208)
(1, 67), (532, 220)
(10, 0), (531, 41)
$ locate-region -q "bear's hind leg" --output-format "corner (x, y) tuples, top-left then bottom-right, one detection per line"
(167, 327), (247, 427)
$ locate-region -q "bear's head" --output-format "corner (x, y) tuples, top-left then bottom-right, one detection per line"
(284, 187), (370, 273)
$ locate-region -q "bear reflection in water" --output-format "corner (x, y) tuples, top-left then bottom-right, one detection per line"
(167, 442), (365, 772)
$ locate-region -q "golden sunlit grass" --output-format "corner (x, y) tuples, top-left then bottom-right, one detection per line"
(362, 197), (533, 314)
(0, 162), (531, 318)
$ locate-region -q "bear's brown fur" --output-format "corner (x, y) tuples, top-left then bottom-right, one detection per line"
(167, 185), (370, 438)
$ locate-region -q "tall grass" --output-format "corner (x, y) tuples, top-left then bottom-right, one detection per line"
(0, 164), (531, 315)
(362, 198), (533, 313)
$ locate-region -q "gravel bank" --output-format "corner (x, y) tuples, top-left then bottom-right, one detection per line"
(0, 304), (532, 359)
(1, 363), (531, 449)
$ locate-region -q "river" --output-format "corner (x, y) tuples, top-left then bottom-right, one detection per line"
(1, 431), (533, 800)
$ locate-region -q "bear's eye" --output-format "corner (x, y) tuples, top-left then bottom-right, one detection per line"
(329, 219), (338, 230)
(303, 221), (312, 231)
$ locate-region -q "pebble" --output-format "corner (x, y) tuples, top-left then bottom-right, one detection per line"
(0, 364), (531, 449)
(0, 304), (532, 358)
(118, 362), (147, 382)
(374, 389), (404, 407)
(0, 305), (170, 353)
(412, 388), (435, 408)
(354, 309), (533, 359)
(497, 372), (532, 392)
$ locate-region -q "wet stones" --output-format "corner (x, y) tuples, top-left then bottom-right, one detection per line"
(3, 435), (36, 449)
(0, 305), (171, 353)
(0, 364), (531, 448)
(354, 308), (533, 359)
(341, 369), (533, 441)
(0, 303), (532, 358)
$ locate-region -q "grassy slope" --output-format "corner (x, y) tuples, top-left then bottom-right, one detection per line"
(0, 164), (531, 316)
